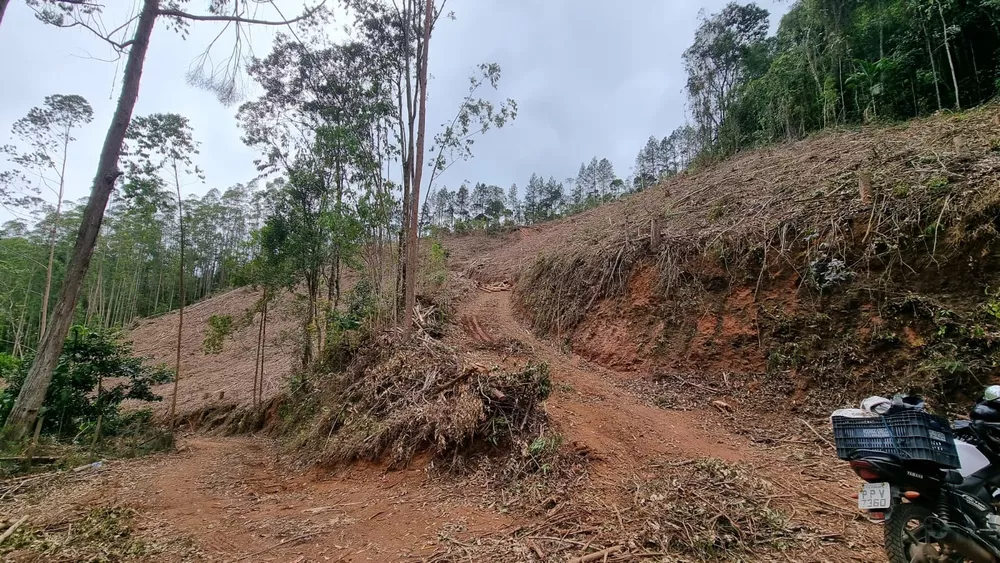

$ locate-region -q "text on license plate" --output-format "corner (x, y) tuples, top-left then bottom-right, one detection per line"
(859, 482), (891, 510)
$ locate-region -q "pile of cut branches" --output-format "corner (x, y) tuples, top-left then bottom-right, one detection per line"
(295, 331), (551, 468)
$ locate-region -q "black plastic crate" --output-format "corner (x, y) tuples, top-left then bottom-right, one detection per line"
(831, 410), (960, 469)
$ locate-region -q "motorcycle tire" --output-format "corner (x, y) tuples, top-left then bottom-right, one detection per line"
(884, 502), (951, 563)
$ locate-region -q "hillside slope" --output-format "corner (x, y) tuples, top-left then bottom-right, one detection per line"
(455, 106), (1000, 413)
(128, 287), (299, 420)
(77, 107), (998, 562)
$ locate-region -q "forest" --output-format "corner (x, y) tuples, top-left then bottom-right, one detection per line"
(1, 0), (1000, 435)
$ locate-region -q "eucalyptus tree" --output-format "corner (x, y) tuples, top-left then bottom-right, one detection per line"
(239, 31), (395, 321)
(684, 0), (1000, 159)
(683, 2), (771, 155)
(124, 113), (200, 425)
(3, 95), (94, 341)
(4, 0), (325, 440)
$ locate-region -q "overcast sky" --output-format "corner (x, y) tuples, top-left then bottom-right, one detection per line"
(0, 0), (788, 223)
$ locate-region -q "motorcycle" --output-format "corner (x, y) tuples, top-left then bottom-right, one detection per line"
(832, 388), (1000, 563)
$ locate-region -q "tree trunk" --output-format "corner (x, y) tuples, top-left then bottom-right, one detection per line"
(170, 158), (185, 427)
(859, 171), (873, 204)
(128, 257), (142, 324)
(89, 260), (103, 327)
(153, 262), (162, 314)
(11, 270), (34, 359)
(302, 273), (316, 367)
(922, 20), (943, 111)
(3, 0), (159, 441)
(39, 133), (71, 341)
(259, 293), (267, 402)
(403, 0), (434, 335)
(253, 289), (264, 407)
(937, 0), (961, 110)
(0, 0), (11, 29)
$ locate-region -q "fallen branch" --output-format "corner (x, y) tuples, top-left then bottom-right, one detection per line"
(568, 545), (622, 563)
(228, 532), (315, 562)
(0, 515), (29, 545)
(670, 373), (722, 394)
(798, 418), (835, 449)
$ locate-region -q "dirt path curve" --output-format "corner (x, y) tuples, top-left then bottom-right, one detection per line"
(450, 286), (880, 559)
(454, 289), (747, 473)
(10, 284), (879, 561)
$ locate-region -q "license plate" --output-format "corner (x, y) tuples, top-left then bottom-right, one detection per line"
(859, 482), (891, 510)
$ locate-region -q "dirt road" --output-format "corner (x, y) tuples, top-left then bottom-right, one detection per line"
(3, 282), (880, 562)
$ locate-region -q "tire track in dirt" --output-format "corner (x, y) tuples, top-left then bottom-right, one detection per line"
(452, 286), (882, 561)
(453, 288), (747, 473)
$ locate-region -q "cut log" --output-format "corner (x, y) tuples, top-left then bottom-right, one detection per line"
(712, 400), (734, 413)
(953, 135), (967, 157)
(858, 171), (873, 204)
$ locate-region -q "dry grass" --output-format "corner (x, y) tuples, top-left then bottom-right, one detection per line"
(627, 459), (798, 560)
(425, 457), (852, 563)
(512, 106), (1000, 335)
(1, 506), (199, 562)
(290, 330), (552, 469)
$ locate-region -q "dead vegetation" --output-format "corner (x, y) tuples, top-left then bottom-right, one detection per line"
(288, 330), (552, 470)
(0, 506), (198, 562)
(128, 286), (298, 419)
(518, 106), (1000, 331)
(512, 105), (1000, 408)
(428, 457), (856, 563)
(627, 459), (798, 560)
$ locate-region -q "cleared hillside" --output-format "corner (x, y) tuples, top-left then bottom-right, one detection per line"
(450, 106), (1000, 412)
(128, 287), (299, 420)
(83, 107), (999, 562)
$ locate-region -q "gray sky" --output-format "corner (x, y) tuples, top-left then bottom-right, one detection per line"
(0, 0), (788, 222)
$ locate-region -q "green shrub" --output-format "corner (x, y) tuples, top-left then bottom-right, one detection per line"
(0, 326), (173, 437)
(202, 314), (234, 354)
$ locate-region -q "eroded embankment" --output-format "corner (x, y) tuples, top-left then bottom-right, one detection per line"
(506, 107), (1000, 414)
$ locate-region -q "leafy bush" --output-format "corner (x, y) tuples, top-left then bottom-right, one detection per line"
(0, 326), (173, 437)
(202, 314), (234, 354)
(421, 239), (449, 290)
(808, 254), (855, 290)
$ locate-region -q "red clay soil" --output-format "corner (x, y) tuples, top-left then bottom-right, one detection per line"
(450, 286), (877, 546)
(4, 437), (511, 562)
(1, 278), (884, 562)
(1, 283), (881, 562)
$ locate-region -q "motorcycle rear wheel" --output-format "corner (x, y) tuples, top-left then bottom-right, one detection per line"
(884, 502), (964, 563)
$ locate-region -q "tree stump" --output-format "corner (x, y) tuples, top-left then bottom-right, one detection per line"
(650, 218), (661, 251)
(858, 171), (873, 204)
(953, 135), (967, 157)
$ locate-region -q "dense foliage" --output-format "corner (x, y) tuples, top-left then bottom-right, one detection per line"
(685, 0), (1000, 158)
(0, 181), (264, 356)
(0, 327), (172, 437)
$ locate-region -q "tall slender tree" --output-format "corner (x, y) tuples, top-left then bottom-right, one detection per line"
(4, 0), (323, 440)
(4, 95), (94, 342)
(124, 113), (200, 426)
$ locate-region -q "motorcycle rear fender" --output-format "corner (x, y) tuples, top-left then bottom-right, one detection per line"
(850, 453), (945, 492)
